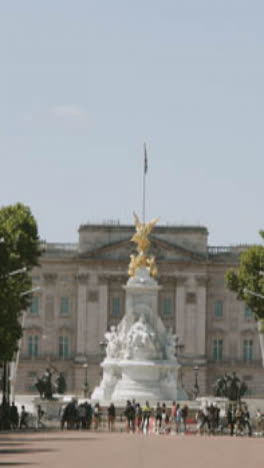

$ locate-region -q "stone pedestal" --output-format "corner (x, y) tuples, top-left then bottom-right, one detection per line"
(34, 397), (64, 420)
(92, 267), (187, 403)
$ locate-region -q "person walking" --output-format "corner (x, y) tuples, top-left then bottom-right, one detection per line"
(181, 404), (188, 434)
(93, 402), (101, 430)
(135, 403), (142, 432)
(37, 404), (45, 429)
(142, 401), (151, 434)
(10, 402), (19, 429)
(19, 406), (28, 429)
(171, 401), (177, 433)
(176, 404), (182, 434)
(155, 402), (162, 433)
(107, 403), (116, 432)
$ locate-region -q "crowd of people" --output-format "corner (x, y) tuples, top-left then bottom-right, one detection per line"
(123, 400), (189, 434)
(1, 398), (263, 436)
(0, 402), (40, 430)
(196, 402), (253, 436)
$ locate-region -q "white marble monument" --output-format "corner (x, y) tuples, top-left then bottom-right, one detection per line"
(91, 214), (187, 404)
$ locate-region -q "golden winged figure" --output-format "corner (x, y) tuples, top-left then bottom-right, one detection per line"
(128, 212), (159, 277)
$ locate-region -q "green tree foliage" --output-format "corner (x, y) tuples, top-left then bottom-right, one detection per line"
(0, 203), (41, 361)
(225, 232), (264, 324)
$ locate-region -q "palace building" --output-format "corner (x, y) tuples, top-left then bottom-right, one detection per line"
(16, 222), (264, 397)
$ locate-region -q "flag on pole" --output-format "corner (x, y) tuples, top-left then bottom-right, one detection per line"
(144, 143), (148, 174)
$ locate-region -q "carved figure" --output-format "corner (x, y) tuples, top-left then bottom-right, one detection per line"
(35, 368), (54, 400)
(105, 326), (121, 359)
(128, 212), (159, 277)
(56, 373), (66, 394)
(101, 368), (118, 396)
(35, 367), (67, 399)
(125, 315), (160, 360)
(213, 372), (247, 401)
(164, 328), (177, 360)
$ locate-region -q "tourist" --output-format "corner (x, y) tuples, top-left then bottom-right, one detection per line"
(37, 404), (45, 429)
(227, 404), (234, 436)
(160, 403), (167, 433)
(135, 403), (142, 432)
(93, 402), (101, 430)
(107, 403), (116, 432)
(155, 402), (162, 433)
(84, 401), (93, 430)
(170, 401), (177, 433)
(242, 405), (252, 437)
(234, 404), (243, 435)
(176, 404), (182, 433)
(142, 401), (151, 434)
(19, 405), (28, 429)
(10, 402), (19, 429)
(124, 400), (134, 433)
(78, 403), (86, 429)
(181, 404), (188, 433)
(255, 409), (263, 436)
(196, 408), (204, 435)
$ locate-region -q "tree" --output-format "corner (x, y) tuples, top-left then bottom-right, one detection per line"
(0, 203), (41, 362)
(225, 231), (264, 366)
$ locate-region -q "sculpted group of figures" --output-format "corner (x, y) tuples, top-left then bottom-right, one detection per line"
(213, 372), (247, 401)
(35, 368), (66, 400)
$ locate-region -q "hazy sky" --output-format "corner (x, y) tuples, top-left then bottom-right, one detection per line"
(1, 1), (263, 246)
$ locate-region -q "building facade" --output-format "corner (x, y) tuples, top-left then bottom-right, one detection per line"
(16, 223), (264, 397)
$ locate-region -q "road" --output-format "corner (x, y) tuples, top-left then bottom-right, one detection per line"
(0, 431), (263, 468)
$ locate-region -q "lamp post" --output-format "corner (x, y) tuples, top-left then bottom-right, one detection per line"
(83, 362), (89, 398)
(193, 366), (199, 399)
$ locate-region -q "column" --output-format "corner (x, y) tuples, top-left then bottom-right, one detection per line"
(76, 273), (89, 358)
(175, 277), (187, 345)
(196, 277), (208, 357)
(98, 275), (109, 345)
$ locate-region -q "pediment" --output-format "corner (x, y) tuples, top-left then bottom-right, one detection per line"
(79, 236), (206, 263)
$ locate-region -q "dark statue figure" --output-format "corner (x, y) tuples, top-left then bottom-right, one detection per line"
(56, 373), (67, 394)
(213, 372), (247, 401)
(35, 368), (66, 400)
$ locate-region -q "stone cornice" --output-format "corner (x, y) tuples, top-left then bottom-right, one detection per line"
(43, 273), (58, 284)
(196, 276), (208, 287)
(175, 276), (188, 287)
(98, 274), (128, 285)
(75, 273), (89, 284)
(158, 275), (177, 286)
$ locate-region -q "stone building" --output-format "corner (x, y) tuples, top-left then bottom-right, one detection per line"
(16, 223), (264, 397)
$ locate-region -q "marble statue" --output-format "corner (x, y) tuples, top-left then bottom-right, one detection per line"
(91, 213), (187, 403)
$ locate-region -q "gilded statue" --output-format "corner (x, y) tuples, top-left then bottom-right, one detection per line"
(128, 212), (159, 277)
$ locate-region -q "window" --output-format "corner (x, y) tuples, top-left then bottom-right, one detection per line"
(214, 300), (223, 318)
(59, 336), (70, 358)
(30, 296), (39, 315)
(60, 296), (70, 316)
(213, 339), (223, 360)
(243, 339), (253, 361)
(111, 296), (121, 317)
(186, 292), (196, 304)
(244, 305), (254, 319)
(28, 336), (39, 357)
(162, 297), (173, 317)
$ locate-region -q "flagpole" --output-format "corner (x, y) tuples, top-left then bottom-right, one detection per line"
(143, 143), (147, 224)
(143, 165), (146, 224)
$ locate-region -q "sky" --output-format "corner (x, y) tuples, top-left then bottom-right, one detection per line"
(0, 0), (263, 246)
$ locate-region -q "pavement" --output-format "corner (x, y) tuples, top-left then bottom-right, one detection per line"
(0, 431), (264, 468)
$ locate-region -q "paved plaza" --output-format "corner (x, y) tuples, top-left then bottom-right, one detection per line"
(0, 431), (263, 468)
